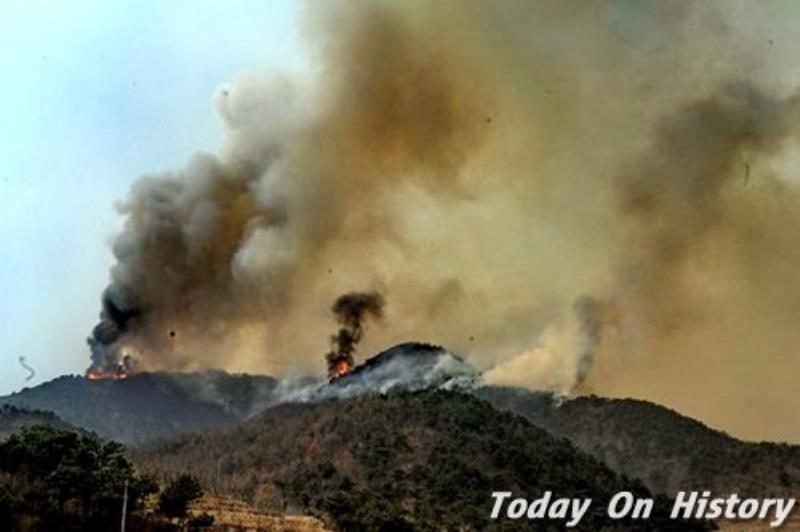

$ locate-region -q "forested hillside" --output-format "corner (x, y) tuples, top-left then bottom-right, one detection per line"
(479, 387), (800, 497)
(138, 390), (710, 531)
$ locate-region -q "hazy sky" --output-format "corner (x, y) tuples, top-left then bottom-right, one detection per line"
(0, 1), (310, 395)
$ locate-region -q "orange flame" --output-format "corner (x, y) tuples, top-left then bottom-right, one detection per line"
(331, 359), (352, 379)
(85, 369), (129, 381)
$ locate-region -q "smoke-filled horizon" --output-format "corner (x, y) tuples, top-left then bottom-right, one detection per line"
(90, 1), (800, 442)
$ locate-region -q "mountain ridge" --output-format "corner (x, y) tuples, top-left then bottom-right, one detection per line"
(478, 386), (800, 497)
(2, 343), (798, 501)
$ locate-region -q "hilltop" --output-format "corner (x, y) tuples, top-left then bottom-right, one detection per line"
(0, 371), (279, 443)
(0, 404), (77, 440)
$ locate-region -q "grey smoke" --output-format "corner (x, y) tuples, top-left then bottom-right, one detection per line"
(573, 296), (603, 387)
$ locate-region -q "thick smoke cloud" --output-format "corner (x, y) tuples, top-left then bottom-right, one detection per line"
(90, 0), (800, 441)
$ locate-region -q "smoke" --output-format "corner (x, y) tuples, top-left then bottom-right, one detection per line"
(572, 297), (605, 388)
(325, 291), (384, 379)
(88, 1), (800, 441)
(88, 287), (141, 372)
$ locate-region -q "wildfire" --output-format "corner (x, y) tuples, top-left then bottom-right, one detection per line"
(86, 351), (135, 381)
(329, 357), (352, 381)
(85, 368), (129, 381)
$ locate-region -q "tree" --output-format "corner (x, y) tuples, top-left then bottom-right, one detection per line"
(158, 474), (204, 523)
(0, 424), (155, 529)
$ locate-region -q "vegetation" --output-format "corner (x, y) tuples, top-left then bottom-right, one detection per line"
(0, 424), (157, 531)
(478, 387), (800, 497)
(6, 370), (797, 528)
(139, 390), (712, 531)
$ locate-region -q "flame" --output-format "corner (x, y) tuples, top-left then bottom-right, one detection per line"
(85, 369), (129, 381)
(330, 358), (352, 380)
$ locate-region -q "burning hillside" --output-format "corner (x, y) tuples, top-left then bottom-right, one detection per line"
(328, 342), (477, 390)
(85, 361), (131, 381)
(2, 340), (480, 444)
(293, 342), (479, 403)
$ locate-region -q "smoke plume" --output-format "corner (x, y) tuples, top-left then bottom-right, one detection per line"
(325, 291), (385, 379)
(572, 297), (605, 388)
(88, 0), (800, 441)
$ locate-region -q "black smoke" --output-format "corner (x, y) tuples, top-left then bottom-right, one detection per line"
(87, 287), (142, 372)
(325, 291), (385, 379)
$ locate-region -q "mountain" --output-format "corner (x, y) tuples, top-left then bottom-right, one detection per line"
(0, 404), (77, 440)
(0, 343), (478, 445)
(333, 344), (799, 499)
(477, 387), (800, 497)
(136, 389), (707, 531)
(0, 371), (280, 443)
(3, 343), (798, 502)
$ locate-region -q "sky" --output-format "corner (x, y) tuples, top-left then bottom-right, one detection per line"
(0, 0), (310, 395)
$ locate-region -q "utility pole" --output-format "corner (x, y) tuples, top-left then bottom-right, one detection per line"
(120, 479), (129, 532)
(217, 456), (224, 493)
